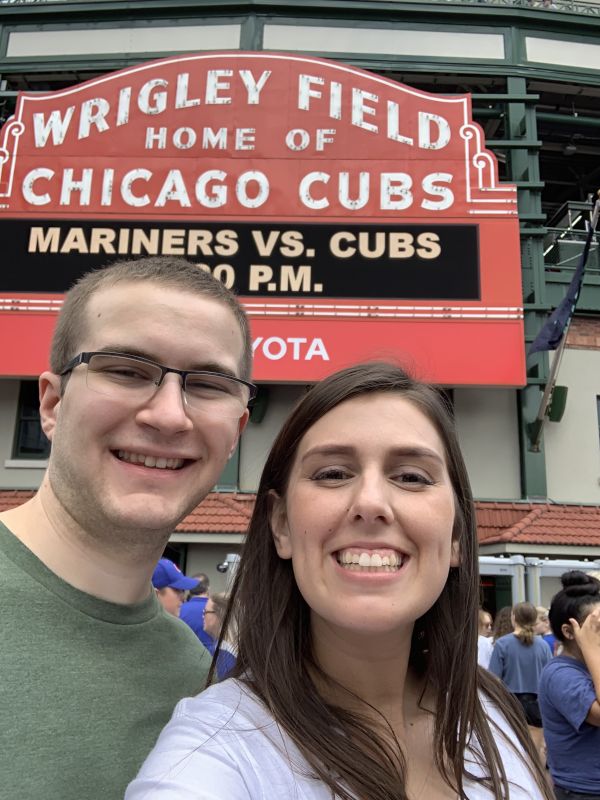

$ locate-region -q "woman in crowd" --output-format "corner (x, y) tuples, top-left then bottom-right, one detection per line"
(538, 571), (600, 800)
(202, 592), (237, 680)
(534, 606), (557, 655)
(478, 609), (494, 669)
(127, 362), (552, 800)
(492, 606), (514, 644)
(488, 602), (552, 757)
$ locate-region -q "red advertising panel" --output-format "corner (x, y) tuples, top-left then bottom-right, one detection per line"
(0, 52), (524, 384)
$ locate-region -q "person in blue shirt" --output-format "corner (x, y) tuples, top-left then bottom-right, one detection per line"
(535, 605), (557, 655)
(179, 572), (215, 651)
(489, 601), (551, 758)
(539, 571), (600, 800)
(203, 592), (237, 680)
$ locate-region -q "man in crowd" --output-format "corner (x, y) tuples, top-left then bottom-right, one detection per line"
(152, 557), (199, 617)
(180, 571), (216, 650)
(0, 256), (254, 799)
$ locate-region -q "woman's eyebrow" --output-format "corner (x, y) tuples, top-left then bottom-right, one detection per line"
(301, 444), (445, 464)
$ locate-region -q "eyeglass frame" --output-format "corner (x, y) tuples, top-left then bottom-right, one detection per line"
(59, 350), (258, 408)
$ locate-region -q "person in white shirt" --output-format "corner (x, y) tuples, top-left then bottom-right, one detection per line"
(128, 362), (554, 800)
(478, 609), (495, 669)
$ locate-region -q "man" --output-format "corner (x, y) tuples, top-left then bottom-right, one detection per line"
(0, 256), (254, 799)
(180, 571), (216, 650)
(152, 558), (199, 617)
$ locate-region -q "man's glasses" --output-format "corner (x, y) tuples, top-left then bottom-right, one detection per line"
(60, 351), (257, 419)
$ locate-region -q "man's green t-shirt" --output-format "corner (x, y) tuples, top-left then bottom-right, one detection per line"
(0, 522), (211, 799)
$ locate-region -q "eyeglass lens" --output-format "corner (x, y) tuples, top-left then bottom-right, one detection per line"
(85, 353), (249, 417)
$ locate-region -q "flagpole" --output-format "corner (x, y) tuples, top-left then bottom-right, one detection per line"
(528, 192), (600, 452)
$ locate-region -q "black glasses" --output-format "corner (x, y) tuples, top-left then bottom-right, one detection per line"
(60, 351), (257, 419)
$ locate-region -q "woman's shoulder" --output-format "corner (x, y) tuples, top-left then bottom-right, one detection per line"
(172, 678), (269, 729)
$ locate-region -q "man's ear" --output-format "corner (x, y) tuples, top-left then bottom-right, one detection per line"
(450, 538), (460, 568)
(229, 409), (250, 458)
(39, 371), (62, 442)
(269, 490), (292, 560)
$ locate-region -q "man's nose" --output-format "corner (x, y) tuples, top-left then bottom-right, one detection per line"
(135, 374), (194, 433)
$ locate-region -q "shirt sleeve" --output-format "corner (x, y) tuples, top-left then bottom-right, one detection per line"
(488, 641), (504, 679)
(125, 699), (260, 800)
(543, 664), (597, 732)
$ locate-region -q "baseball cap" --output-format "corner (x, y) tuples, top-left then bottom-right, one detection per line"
(152, 558), (199, 591)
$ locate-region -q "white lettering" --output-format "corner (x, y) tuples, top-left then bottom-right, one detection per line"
(205, 70), (232, 104)
(298, 74), (324, 110)
(175, 73), (201, 109)
(22, 168), (54, 205)
(196, 170), (227, 208)
(421, 173), (454, 210)
(60, 168), (92, 206)
(418, 112), (451, 150)
(239, 69), (271, 104)
(351, 88), (378, 134)
(33, 107), (75, 147)
(235, 171), (269, 209)
(138, 79), (168, 115)
(121, 169), (151, 207)
(145, 127), (167, 149)
(299, 172), (330, 210)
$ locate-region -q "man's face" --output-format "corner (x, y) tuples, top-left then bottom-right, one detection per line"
(40, 281), (248, 541)
(156, 587), (185, 616)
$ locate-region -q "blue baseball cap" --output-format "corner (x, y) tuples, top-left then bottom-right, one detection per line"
(152, 558), (199, 591)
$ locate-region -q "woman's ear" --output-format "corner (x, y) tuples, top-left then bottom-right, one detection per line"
(561, 621), (575, 641)
(269, 490), (292, 560)
(450, 538), (460, 568)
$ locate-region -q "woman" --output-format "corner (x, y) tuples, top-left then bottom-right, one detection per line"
(127, 362), (552, 800)
(492, 606), (514, 644)
(203, 592), (237, 680)
(538, 571), (600, 800)
(488, 602), (551, 757)
(534, 606), (556, 655)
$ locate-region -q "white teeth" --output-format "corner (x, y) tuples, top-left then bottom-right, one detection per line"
(337, 549), (404, 571)
(116, 450), (184, 470)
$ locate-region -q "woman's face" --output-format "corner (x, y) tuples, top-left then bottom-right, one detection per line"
(203, 598), (221, 639)
(479, 613), (493, 637)
(534, 611), (550, 636)
(270, 392), (458, 645)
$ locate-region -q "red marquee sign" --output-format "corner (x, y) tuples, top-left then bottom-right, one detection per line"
(0, 52), (524, 385)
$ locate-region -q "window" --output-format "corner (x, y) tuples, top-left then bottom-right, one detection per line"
(12, 381), (50, 459)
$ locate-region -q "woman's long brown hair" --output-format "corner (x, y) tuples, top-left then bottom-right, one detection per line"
(211, 363), (554, 800)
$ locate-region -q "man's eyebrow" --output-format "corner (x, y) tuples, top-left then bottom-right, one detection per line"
(300, 444), (445, 464)
(94, 346), (237, 377)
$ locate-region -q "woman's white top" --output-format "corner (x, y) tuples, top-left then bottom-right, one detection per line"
(126, 679), (545, 799)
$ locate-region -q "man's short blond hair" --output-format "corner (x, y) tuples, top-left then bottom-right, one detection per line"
(50, 256), (252, 381)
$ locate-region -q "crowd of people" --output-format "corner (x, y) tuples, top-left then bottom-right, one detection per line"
(477, 577), (600, 799)
(1, 254), (599, 799)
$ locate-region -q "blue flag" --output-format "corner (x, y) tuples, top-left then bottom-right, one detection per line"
(529, 199), (599, 356)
